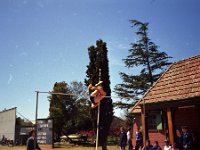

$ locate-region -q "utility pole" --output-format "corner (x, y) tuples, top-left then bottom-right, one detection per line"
(34, 91), (39, 150)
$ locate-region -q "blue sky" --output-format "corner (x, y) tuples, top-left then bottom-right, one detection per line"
(0, 0), (199, 120)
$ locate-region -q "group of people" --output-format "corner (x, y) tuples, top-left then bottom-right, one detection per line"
(119, 127), (162, 150)
(143, 139), (182, 150)
(174, 126), (195, 150)
(119, 126), (197, 150)
(119, 127), (147, 150)
(0, 135), (14, 147)
(163, 126), (198, 150)
(119, 127), (146, 150)
(119, 127), (133, 150)
(142, 140), (162, 150)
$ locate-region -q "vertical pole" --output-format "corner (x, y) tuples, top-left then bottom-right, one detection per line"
(34, 91), (39, 150)
(95, 69), (101, 150)
(167, 107), (174, 144)
(142, 99), (146, 147)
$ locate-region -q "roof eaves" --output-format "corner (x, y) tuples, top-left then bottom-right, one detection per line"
(145, 94), (200, 105)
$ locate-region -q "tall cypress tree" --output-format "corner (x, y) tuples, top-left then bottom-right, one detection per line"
(114, 20), (172, 109)
(85, 39), (113, 150)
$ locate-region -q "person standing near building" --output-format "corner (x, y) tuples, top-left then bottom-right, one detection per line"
(176, 129), (183, 150)
(181, 126), (192, 150)
(152, 141), (162, 150)
(127, 128), (133, 150)
(164, 139), (172, 150)
(142, 139), (153, 150)
(26, 130), (41, 150)
(135, 128), (143, 150)
(119, 127), (127, 150)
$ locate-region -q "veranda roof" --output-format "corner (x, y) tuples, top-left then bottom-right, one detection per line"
(132, 54), (200, 112)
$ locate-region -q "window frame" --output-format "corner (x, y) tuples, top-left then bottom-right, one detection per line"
(147, 110), (163, 131)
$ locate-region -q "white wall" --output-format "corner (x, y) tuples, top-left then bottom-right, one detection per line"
(0, 107), (16, 141)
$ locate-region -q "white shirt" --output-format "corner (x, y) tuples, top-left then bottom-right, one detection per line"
(164, 145), (172, 150)
(127, 131), (131, 141)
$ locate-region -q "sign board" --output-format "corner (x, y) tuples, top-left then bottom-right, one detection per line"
(37, 118), (53, 144)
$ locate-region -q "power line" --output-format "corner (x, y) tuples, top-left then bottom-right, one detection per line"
(16, 111), (32, 123)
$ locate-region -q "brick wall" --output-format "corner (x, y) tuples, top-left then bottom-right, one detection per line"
(132, 114), (165, 148)
(132, 114), (141, 147)
(148, 131), (165, 149)
(174, 106), (200, 133)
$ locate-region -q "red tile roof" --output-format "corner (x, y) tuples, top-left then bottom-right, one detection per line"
(134, 55), (200, 107)
(132, 105), (141, 113)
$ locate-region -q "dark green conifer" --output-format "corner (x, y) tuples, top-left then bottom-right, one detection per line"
(115, 20), (172, 109)
(85, 39), (113, 150)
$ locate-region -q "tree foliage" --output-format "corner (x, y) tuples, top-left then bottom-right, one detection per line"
(114, 20), (172, 109)
(63, 81), (92, 133)
(85, 39), (113, 150)
(16, 117), (33, 126)
(49, 81), (92, 141)
(49, 81), (69, 141)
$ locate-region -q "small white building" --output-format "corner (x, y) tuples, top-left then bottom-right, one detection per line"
(0, 107), (16, 141)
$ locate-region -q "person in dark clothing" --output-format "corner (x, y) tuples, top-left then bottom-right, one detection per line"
(142, 139), (153, 150)
(135, 128), (143, 150)
(152, 141), (162, 150)
(181, 126), (193, 150)
(26, 130), (41, 150)
(119, 127), (127, 150)
(176, 129), (183, 150)
(192, 131), (200, 150)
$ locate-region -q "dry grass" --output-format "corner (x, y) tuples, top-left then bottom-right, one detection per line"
(0, 145), (120, 150)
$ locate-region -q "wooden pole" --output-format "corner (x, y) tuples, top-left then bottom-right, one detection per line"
(167, 108), (174, 144)
(141, 101), (146, 147)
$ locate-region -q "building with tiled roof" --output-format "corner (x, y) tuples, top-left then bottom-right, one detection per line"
(131, 55), (200, 149)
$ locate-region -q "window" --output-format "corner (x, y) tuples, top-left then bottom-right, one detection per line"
(147, 111), (162, 130)
(148, 114), (157, 130)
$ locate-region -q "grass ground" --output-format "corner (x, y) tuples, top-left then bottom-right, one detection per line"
(0, 145), (120, 150)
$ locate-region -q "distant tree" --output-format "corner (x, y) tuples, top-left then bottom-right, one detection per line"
(109, 116), (125, 137)
(16, 117), (33, 126)
(63, 81), (93, 133)
(114, 20), (172, 109)
(49, 81), (92, 140)
(85, 39), (113, 150)
(124, 112), (135, 129)
(49, 81), (71, 141)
